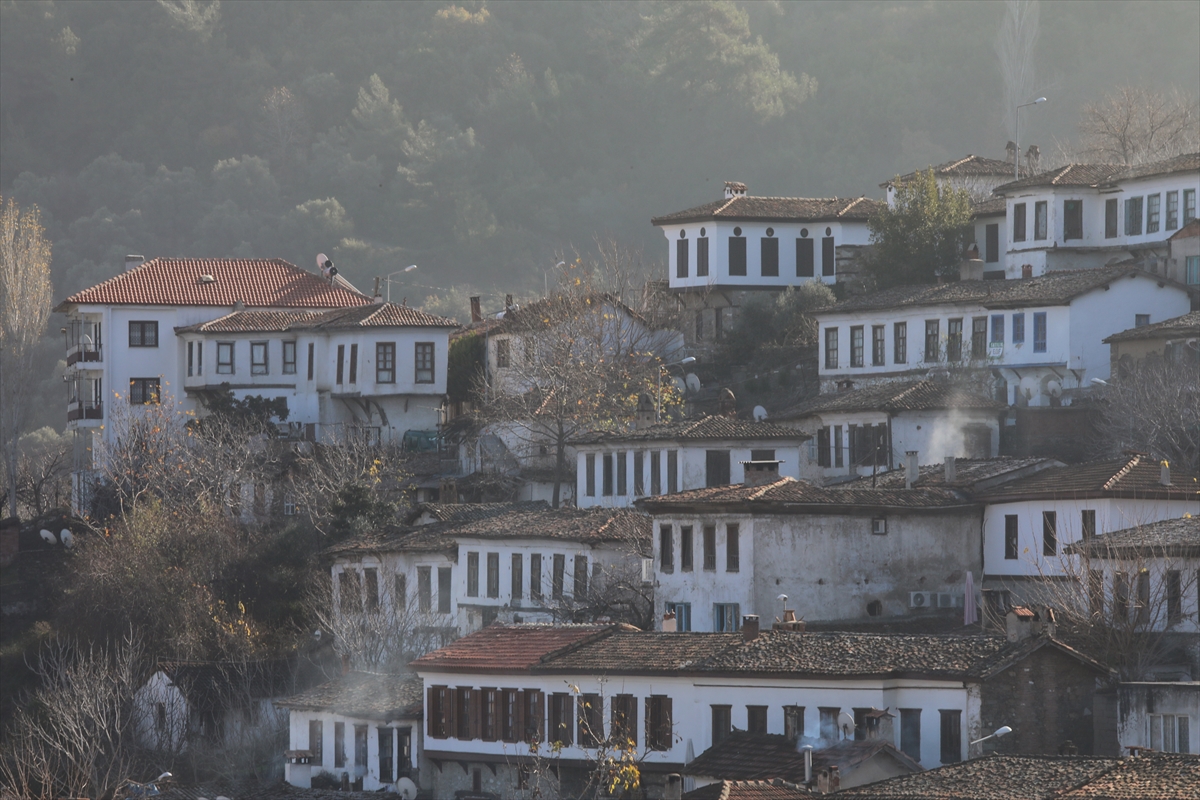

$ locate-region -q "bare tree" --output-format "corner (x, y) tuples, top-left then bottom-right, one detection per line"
(545, 560), (656, 631)
(0, 197), (53, 518)
(1078, 86), (1200, 165)
(995, 0), (1041, 138)
(13, 437), (71, 519)
(1090, 356), (1200, 474)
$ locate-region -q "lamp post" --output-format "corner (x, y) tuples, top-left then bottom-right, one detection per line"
(970, 725), (1012, 757)
(1015, 97), (1047, 179)
(657, 356), (696, 422)
(384, 265), (419, 303)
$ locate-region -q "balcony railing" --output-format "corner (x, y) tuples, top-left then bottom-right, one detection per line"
(66, 343), (103, 367)
(67, 400), (104, 422)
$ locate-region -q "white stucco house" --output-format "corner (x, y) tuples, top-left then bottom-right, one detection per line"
(814, 266), (1193, 405)
(1115, 681), (1199, 755)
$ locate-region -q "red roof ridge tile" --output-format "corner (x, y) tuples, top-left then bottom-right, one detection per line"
(1103, 454), (1141, 491)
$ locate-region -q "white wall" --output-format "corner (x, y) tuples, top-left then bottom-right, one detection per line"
(1116, 683), (1200, 754)
(285, 708), (420, 790)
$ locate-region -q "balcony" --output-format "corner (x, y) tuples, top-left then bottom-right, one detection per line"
(66, 343), (104, 368)
(67, 400), (103, 425)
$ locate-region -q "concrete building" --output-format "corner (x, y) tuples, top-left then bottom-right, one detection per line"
(1115, 682), (1199, 755)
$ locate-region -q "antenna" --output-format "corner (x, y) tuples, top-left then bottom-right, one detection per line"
(60, 529), (74, 549)
(753, 405), (768, 422)
(316, 253), (337, 281)
(837, 711), (855, 740)
(686, 373), (702, 394)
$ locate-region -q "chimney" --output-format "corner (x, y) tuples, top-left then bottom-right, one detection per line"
(662, 610), (677, 633)
(1041, 605), (1057, 638)
(724, 181), (748, 199)
(905, 451), (919, 489)
(800, 744), (814, 785)
(960, 257), (984, 282)
(372, 276), (384, 304)
(1022, 264), (1034, 278)
(944, 456), (956, 483)
(663, 774), (682, 800)
(742, 615), (760, 642)
(1160, 461), (1171, 486)
(773, 608), (805, 633)
(742, 460), (782, 487)
(635, 393), (656, 429)
(125, 254), (145, 272)
(439, 477), (458, 504)
(470, 296), (483, 323)
(505, 293), (514, 310)
(1005, 606), (1037, 642)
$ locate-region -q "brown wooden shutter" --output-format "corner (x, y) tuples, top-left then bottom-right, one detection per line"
(470, 688), (482, 740)
(516, 690), (528, 742)
(447, 687), (459, 739)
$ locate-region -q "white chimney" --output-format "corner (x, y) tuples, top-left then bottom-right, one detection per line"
(724, 181), (747, 199)
(662, 610), (677, 633)
(1160, 461), (1171, 486)
(905, 451), (919, 489)
(801, 744), (814, 785)
(125, 254), (145, 272)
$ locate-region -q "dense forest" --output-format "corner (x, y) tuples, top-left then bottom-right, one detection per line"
(2, 0), (1198, 435)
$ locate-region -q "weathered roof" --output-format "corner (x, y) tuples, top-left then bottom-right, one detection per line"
(458, 292), (654, 335)
(410, 624), (618, 673)
(1171, 218), (1200, 240)
(576, 415), (809, 445)
(636, 477), (972, 513)
(1103, 310), (1200, 344)
(775, 381), (1001, 419)
(883, 155), (1025, 188)
(175, 302), (456, 333)
(972, 454), (1199, 501)
(652, 196), (884, 226)
(682, 780), (816, 800)
(824, 267), (1156, 314)
(58, 258), (372, 309)
(840, 457), (1060, 492)
(1066, 516), (1200, 558)
(159, 785), (391, 800)
(971, 196), (1008, 217)
(405, 500), (550, 524)
(1056, 752), (1200, 798)
(685, 731), (920, 783)
(994, 152), (1200, 194)
(275, 671), (422, 719)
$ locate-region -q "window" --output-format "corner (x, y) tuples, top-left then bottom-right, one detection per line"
(376, 342), (395, 383)
(1150, 714), (1190, 753)
(946, 318), (963, 362)
(602, 453), (614, 496)
(825, 327), (839, 369)
(894, 322), (907, 364)
(378, 726), (394, 781)
(217, 342), (235, 374)
(496, 338), (510, 368)
(418, 567), (432, 612)
(647, 696), (673, 751)
(395, 574), (407, 611)
(900, 709), (921, 762)
(680, 526), (693, 572)
(574, 555), (589, 599)
(349, 343), (358, 384)
(1105, 198), (1119, 238)
(924, 320), (940, 362)
(530, 554), (542, 601)
(822, 235), (835, 276)
(871, 325), (885, 366)
(1136, 570), (1150, 625)
(714, 307), (723, 340)
(1113, 571), (1130, 620)
(309, 719), (323, 763)
(668, 450), (678, 494)
(1081, 509), (1096, 541)
(972, 317), (988, 360)
(455, 688), (473, 739)
(334, 721), (346, 768)
(579, 693), (603, 747)
(834, 425), (844, 469)
(1168, 571), (1183, 624)
(355, 724), (369, 766)
(129, 378), (161, 405)
(1125, 196), (1144, 236)
(676, 238), (689, 278)
(1004, 515), (1019, 560)
(1033, 312), (1047, 353)
(712, 705), (732, 745)
(651, 451), (662, 495)
(797, 237), (814, 277)
(1012, 313), (1025, 344)
(1147, 193), (1161, 233)
(1013, 202), (1026, 242)
(438, 567), (451, 613)
(415, 342), (434, 383)
(706, 450), (731, 487)
(819, 708), (839, 740)
(552, 554), (565, 599)
(283, 494), (297, 516)
(667, 601), (692, 631)
(510, 553), (523, 600)
(634, 452), (645, 495)
(467, 552), (479, 597)
(1042, 511), (1057, 556)
(725, 524), (739, 572)
(364, 568), (379, 612)
(1187, 255), (1200, 285)
(817, 426), (831, 468)
(1064, 199), (1083, 240)
(695, 310), (705, 341)
(703, 526), (717, 571)
(523, 690), (545, 742)
(784, 706), (804, 742)
(660, 525), (674, 573)
(585, 454), (595, 497)
(617, 451), (627, 495)
(500, 689), (518, 742)
(1185, 188), (1196, 224)
(761, 236), (779, 276)
(697, 236), (709, 276)
(714, 603), (740, 632)
(750, 448), (775, 462)
(282, 341), (296, 374)
(336, 344), (345, 383)
(251, 341), (268, 375)
(187, 342), (196, 376)
(486, 552), (499, 598)
(985, 224), (999, 262)
(729, 235), (747, 276)
(939, 710), (961, 763)
(747, 706), (768, 735)
(850, 325), (864, 367)
(1166, 190), (1179, 229)
(1034, 201), (1048, 240)
(307, 343), (314, 380)
(611, 695), (637, 746)
(128, 321), (159, 347)
(550, 693), (574, 745)
(1135, 313), (1150, 328)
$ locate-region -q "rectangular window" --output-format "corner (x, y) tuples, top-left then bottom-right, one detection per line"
(651, 451), (662, 495)
(750, 448), (775, 462)
(900, 709), (921, 762)
(364, 568), (379, 612)
(395, 573), (407, 611)
(939, 710), (961, 763)
(1125, 196), (1144, 236)
(1185, 188), (1196, 224)
(1042, 511), (1057, 556)
(784, 706), (804, 742)
(695, 310), (705, 341)
(585, 453), (596, 497)
(1012, 313), (1025, 344)
(415, 342), (435, 383)
(129, 378), (161, 405)
(1105, 198), (1119, 238)
(523, 690), (545, 743)
(1166, 190), (1179, 229)
(602, 453), (614, 496)
(378, 727), (394, 781)
(1064, 199), (1083, 240)
(703, 526), (717, 571)
(1082, 509), (1096, 541)
(697, 237), (709, 276)
(817, 426), (831, 467)
(486, 552), (499, 598)
(822, 236), (835, 276)
(1034, 201), (1047, 240)
(128, 321), (159, 347)
(1005, 514), (1019, 560)
(725, 524), (740, 572)
(676, 238), (689, 278)
(1168, 571), (1183, 623)
(667, 601), (692, 631)
(336, 344), (345, 384)
(187, 341), (195, 377)
(985, 224), (999, 262)
(761, 237), (779, 276)
(574, 556), (588, 599)
(1013, 202), (1027, 242)
(438, 567), (451, 614)
(971, 317), (987, 360)
(616, 451), (627, 495)
(925, 320), (940, 362)
(549, 693), (574, 745)
(634, 452), (645, 495)
(714, 603), (740, 632)
(530, 554), (542, 602)
(1136, 571), (1150, 625)
(307, 343), (314, 380)
(376, 342), (395, 383)
(706, 450), (731, 487)
(714, 307), (723, 340)
(1147, 193), (1161, 233)
(1150, 714), (1190, 753)
(729, 236), (747, 276)
(872, 325), (885, 366)
(334, 721), (346, 768)
(680, 526), (694, 572)
(467, 552), (479, 597)
(819, 708), (839, 740)
(456, 688), (473, 740)
(946, 318), (963, 362)
(991, 314), (1005, 347)
(217, 342), (235, 374)
(1113, 571), (1130, 620)
(834, 425), (844, 469)
(712, 705), (732, 745)
(500, 689), (518, 743)
(1033, 312), (1047, 353)
(747, 705), (768, 735)
(611, 695), (637, 746)
(282, 341), (296, 375)
(349, 343), (358, 384)
(646, 696), (673, 751)
(579, 693), (603, 747)
(496, 338), (510, 368)
(660, 525), (674, 573)
(1187, 255), (1200, 285)
(850, 325), (864, 367)
(667, 450), (678, 494)
(894, 322), (907, 364)
(418, 567), (431, 612)
(552, 554), (565, 600)
(797, 237), (814, 277)
(825, 327), (839, 369)
(251, 341), (268, 375)
(355, 724), (368, 766)
(510, 553), (523, 600)
(309, 719), (323, 763)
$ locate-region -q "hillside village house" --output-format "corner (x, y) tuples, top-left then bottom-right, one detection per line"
(813, 267), (1192, 405)
(1104, 309), (1200, 377)
(410, 622), (1109, 799)
(1115, 681), (1199, 755)
(573, 416), (810, 509)
(992, 152), (1199, 278)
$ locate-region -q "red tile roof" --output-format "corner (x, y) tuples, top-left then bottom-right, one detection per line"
(58, 258), (372, 309)
(884, 155), (1025, 187)
(973, 454), (1199, 501)
(410, 624), (619, 673)
(576, 415), (809, 445)
(684, 731), (920, 784)
(175, 302), (458, 333)
(652, 196), (884, 226)
(636, 477), (971, 513)
(683, 780), (816, 800)
(994, 152), (1199, 194)
(1056, 753), (1200, 798)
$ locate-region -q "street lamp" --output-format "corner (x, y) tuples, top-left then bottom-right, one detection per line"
(657, 356), (696, 422)
(970, 725), (1012, 756)
(384, 265), (419, 303)
(1015, 97), (1047, 179)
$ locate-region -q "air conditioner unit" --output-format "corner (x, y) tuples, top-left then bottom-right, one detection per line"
(641, 558), (654, 584)
(909, 592), (934, 608)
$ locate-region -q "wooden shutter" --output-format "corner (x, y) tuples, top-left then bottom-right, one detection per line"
(470, 688), (482, 740)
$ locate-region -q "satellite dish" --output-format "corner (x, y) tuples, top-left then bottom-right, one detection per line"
(82, 334), (93, 345)
(671, 376), (687, 393)
(39, 529), (57, 546)
(837, 711), (855, 739)
(753, 405), (768, 422)
(1046, 379), (1062, 398)
(60, 529), (74, 549)
(685, 373), (702, 394)
(316, 253), (336, 279)
(397, 777), (418, 800)
(1019, 375), (1038, 399)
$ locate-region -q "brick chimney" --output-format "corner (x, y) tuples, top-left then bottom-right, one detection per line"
(742, 460), (782, 487)
(662, 610), (677, 633)
(635, 393), (656, 429)
(125, 254), (145, 272)
(470, 296), (483, 323)
(742, 615), (760, 642)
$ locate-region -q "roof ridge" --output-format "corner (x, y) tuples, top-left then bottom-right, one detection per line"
(750, 477), (792, 500)
(1103, 454), (1141, 490)
(715, 196), (740, 215)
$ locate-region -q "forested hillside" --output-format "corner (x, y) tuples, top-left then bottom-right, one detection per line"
(2, 0), (1197, 434)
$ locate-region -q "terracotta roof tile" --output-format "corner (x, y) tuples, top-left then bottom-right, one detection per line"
(410, 623), (618, 673)
(59, 258), (372, 309)
(1056, 753), (1200, 798)
(685, 731), (919, 783)
(1170, 218), (1200, 240)
(972, 455), (1199, 501)
(405, 501), (550, 524)
(885, 155), (1025, 187)
(835, 754), (1123, 799)
(994, 153), (1199, 194)
(538, 630), (739, 673)
(839, 457), (1059, 491)
(652, 196), (884, 226)
(1066, 516), (1200, 558)
(683, 780), (816, 800)
(275, 671), (422, 719)
(775, 381), (1001, 419)
(1103, 310), (1200, 344)
(971, 196), (1008, 217)
(175, 302), (457, 334)
(636, 477), (970, 512)
(577, 415), (809, 445)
